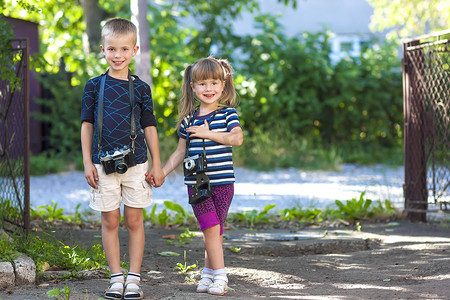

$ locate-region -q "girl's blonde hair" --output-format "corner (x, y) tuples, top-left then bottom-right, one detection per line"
(177, 56), (237, 129)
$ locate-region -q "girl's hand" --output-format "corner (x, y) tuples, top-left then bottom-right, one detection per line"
(186, 120), (211, 139)
(146, 166), (165, 188)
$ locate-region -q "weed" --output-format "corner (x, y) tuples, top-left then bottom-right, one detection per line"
(280, 206), (324, 224)
(46, 285), (72, 299)
(164, 201), (188, 225)
(0, 233), (20, 262)
(173, 250), (197, 274)
(335, 192), (374, 221)
(230, 247), (241, 253)
(167, 228), (196, 246)
(228, 204), (276, 227)
(31, 201), (65, 222)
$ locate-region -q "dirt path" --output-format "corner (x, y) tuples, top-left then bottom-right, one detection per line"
(1, 220), (449, 299)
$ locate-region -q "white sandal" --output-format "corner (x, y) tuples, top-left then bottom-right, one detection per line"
(208, 274), (228, 296)
(104, 277), (124, 300)
(196, 273), (213, 293)
(124, 281), (144, 300)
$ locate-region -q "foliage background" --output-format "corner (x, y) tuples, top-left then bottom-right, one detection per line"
(1, 0), (429, 171)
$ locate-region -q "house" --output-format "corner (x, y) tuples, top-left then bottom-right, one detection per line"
(232, 0), (382, 62)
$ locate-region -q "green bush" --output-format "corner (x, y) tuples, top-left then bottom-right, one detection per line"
(24, 7), (403, 170)
(30, 152), (67, 175)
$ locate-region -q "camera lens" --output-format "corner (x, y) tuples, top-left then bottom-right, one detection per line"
(115, 159), (128, 174)
(184, 159), (195, 171)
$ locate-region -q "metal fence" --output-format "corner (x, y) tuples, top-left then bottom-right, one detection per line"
(402, 30), (450, 222)
(0, 38), (30, 233)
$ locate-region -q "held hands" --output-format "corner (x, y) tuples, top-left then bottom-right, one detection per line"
(145, 166), (165, 188)
(186, 120), (211, 139)
(84, 162), (99, 189)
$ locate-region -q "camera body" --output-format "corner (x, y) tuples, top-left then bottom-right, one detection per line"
(189, 172), (212, 205)
(183, 154), (208, 177)
(100, 146), (136, 175)
(184, 154), (211, 204)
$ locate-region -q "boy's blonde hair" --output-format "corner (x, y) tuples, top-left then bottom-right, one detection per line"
(101, 18), (137, 45)
(177, 56), (237, 129)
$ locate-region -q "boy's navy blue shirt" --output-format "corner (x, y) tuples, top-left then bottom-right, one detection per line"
(81, 74), (157, 164)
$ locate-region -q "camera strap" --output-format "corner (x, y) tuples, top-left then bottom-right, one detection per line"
(97, 69), (136, 159)
(185, 108), (219, 159)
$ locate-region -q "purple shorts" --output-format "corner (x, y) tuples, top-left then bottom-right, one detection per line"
(187, 184), (234, 235)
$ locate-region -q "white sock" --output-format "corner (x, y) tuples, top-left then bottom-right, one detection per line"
(110, 273), (124, 290)
(213, 268), (227, 283)
(203, 267), (213, 275)
(201, 267), (213, 283)
(126, 272), (141, 290)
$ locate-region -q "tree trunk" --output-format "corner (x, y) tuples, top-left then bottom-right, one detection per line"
(80, 0), (107, 53)
(131, 0), (152, 85)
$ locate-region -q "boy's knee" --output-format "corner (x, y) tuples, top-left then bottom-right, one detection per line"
(125, 216), (143, 231)
(102, 211), (121, 230)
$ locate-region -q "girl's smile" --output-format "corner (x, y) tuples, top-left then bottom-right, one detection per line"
(191, 78), (225, 111)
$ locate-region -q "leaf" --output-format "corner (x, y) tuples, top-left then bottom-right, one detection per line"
(157, 251), (180, 256)
(41, 261), (51, 272)
(164, 201), (186, 216)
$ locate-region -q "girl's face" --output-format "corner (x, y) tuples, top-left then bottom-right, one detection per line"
(191, 78), (225, 108)
(101, 34), (138, 78)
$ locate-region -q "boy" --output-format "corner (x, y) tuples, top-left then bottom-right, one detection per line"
(81, 18), (164, 300)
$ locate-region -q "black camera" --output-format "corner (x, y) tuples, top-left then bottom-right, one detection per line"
(100, 146), (136, 175)
(189, 172), (212, 205)
(184, 154), (211, 204)
(183, 154), (208, 176)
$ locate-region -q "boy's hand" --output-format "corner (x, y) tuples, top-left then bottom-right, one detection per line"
(84, 163), (99, 189)
(146, 166), (165, 187)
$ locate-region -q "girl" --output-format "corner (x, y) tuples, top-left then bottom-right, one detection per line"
(162, 56), (243, 295)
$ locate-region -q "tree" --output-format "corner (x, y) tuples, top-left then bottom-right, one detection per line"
(79, 0), (109, 52)
(368, 0), (450, 39)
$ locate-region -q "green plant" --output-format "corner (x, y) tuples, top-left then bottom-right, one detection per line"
(173, 250), (197, 274)
(12, 231), (110, 275)
(167, 228), (196, 246)
(164, 201), (189, 225)
(46, 285), (72, 299)
(280, 207), (324, 224)
(230, 247), (241, 253)
(30, 152), (68, 175)
(228, 204), (276, 227)
(335, 192), (374, 221)
(0, 197), (22, 224)
(31, 201), (65, 222)
(0, 233), (21, 263)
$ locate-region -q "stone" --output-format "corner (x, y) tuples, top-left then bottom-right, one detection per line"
(0, 261), (15, 287)
(13, 254), (36, 285)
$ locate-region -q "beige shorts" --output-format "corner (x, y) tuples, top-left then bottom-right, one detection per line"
(89, 161), (153, 212)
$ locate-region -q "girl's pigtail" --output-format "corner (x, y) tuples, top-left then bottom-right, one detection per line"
(177, 64), (196, 129)
(219, 59), (237, 107)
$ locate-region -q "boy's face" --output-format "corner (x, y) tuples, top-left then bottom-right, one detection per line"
(100, 34), (138, 77)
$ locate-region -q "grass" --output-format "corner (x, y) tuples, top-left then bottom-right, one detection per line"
(0, 192), (405, 282)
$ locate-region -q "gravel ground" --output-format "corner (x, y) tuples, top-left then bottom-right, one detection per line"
(31, 164), (405, 215)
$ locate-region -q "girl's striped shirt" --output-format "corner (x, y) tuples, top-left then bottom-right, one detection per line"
(178, 107), (241, 186)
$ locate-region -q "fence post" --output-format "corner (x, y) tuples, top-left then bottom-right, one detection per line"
(402, 40), (427, 222)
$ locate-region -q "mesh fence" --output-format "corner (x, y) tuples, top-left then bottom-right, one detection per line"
(0, 38), (30, 233)
(403, 31), (450, 221)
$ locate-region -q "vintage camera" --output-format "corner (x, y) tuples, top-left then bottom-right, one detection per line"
(189, 172), (212, 205)
(100, 146), (136, 175)
(183, 154), (208, 177)
(184, 153), (211, 204)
